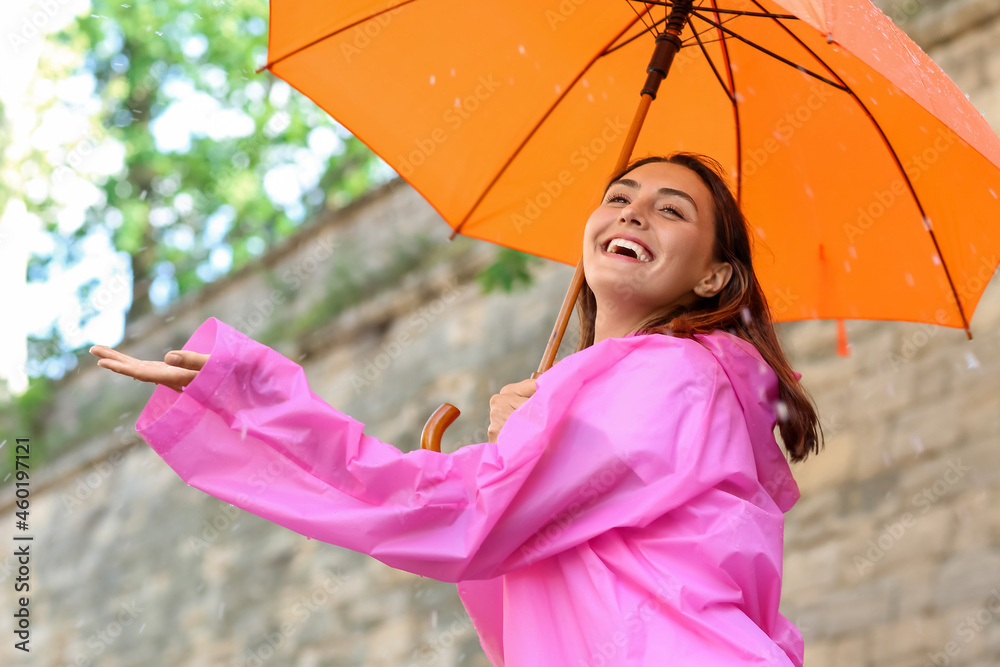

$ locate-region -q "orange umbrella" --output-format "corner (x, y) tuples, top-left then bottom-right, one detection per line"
(260, 0), (1000, 446)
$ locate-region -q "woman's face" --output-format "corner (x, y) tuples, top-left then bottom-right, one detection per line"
(582, 161), (732, 326)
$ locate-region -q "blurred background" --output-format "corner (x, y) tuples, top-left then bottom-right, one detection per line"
(0, 0), (998, 665)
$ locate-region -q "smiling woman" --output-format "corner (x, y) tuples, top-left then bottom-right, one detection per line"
(91, 151), (822, 667)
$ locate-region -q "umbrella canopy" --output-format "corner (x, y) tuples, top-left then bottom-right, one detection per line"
(262, 0), (1000, 333)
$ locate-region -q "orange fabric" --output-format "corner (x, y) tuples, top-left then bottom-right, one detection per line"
(264, 0), (1000, 331)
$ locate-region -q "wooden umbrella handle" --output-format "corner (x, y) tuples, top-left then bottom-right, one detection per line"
(419, 260), (585, 451)
(420, 403), (461, 452)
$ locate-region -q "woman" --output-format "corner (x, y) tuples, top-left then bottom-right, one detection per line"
(92, 153), (822, 666)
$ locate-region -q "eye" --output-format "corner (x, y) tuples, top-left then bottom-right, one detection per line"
(605, 192), (630, 204)
(660, 204), (686, 220)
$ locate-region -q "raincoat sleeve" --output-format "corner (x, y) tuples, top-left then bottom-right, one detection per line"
(137, 317), (762, 582)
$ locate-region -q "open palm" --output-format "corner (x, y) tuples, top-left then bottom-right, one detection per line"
(90, 346), (209, 393)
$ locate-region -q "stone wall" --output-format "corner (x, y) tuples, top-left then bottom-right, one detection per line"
(2, 3), (999, 666)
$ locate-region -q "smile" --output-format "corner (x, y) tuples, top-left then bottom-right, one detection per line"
(602, 237), (653, 263)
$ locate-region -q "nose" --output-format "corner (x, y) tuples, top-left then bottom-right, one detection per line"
(618, 202), (648, 228)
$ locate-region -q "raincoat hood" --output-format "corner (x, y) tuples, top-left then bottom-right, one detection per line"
(691, 331), (801, 513)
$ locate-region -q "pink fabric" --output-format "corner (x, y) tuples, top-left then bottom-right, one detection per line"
(137, 317), (803, 666)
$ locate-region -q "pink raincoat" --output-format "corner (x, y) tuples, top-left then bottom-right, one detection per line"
(136, 317), (804, 666)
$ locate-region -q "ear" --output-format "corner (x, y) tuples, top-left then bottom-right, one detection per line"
(693, 261), (733, 299)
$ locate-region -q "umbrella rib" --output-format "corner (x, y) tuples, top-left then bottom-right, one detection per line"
(604, 14), (667, 56)
(708, 0), (743, 203)
(257, 0), (420, 71)
(744, 0), (973, 335)
(451, 13), (652, 238)
(690, 22), (734, 105)
(649, 1), (798, 20)
(681, 14), (739, 48)
(688, 12), (848, 93)
(625, 0), (660, 39)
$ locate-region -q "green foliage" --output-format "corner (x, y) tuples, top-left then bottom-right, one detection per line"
(477, 247), (543, 294)
(9, 0), (385, 371)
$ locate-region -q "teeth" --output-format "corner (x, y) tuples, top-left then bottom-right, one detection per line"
(606, 238), (652, 262)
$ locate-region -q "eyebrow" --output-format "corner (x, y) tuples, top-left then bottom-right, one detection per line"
(608, 178), (699, 213)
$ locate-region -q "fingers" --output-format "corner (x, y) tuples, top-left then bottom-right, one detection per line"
(90, 345), (199, 393)
(164, 350), (210, 371)
(501, 378), (537, 399)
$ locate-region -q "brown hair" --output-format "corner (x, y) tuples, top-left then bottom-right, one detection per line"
(576, 153), (823, 462)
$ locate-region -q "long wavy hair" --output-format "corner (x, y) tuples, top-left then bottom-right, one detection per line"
(576, 153), (822, 462)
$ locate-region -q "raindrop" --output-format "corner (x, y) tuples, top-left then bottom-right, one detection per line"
(905, 273), (915, 286)
(518, 45), (526, 55)
(774, 400), (789, 422)
(886, 383), (894, 397)
(911, 436), (924, 454)
(240, 423), (248, 440)
(804, 185), (814, 199)
(844, 261), (851, 273)
(139, 624), (146, 634)
(450, 68), (455, 76)
(741, 306), (752, 325)
(139, 189), (148, 200)
(582, 79), (589, 88)
(922, 216), (933, 231)
(454, 97), (461, 107)
(734, 92), (745, 103)
(755, 226), (766, 239)
(508, 78), (514, 85)
(431, 610), (438, 628)
(0, 440), (5, 450)
(931, 254), (941, 266)
(990, 189), (997, 199)
(882, 450), (892, 466)
(587, 94), (594, 102)
(848, 246), (858, 259)
(554, 84), (562, 94)
(429, 75), (435, 85)
(965, 352), (980, 369)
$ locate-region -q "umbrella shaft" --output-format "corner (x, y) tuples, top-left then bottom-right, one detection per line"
(642, 0), (693, 99)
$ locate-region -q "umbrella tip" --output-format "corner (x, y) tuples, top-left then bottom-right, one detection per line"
(255, 63), (269, 74)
